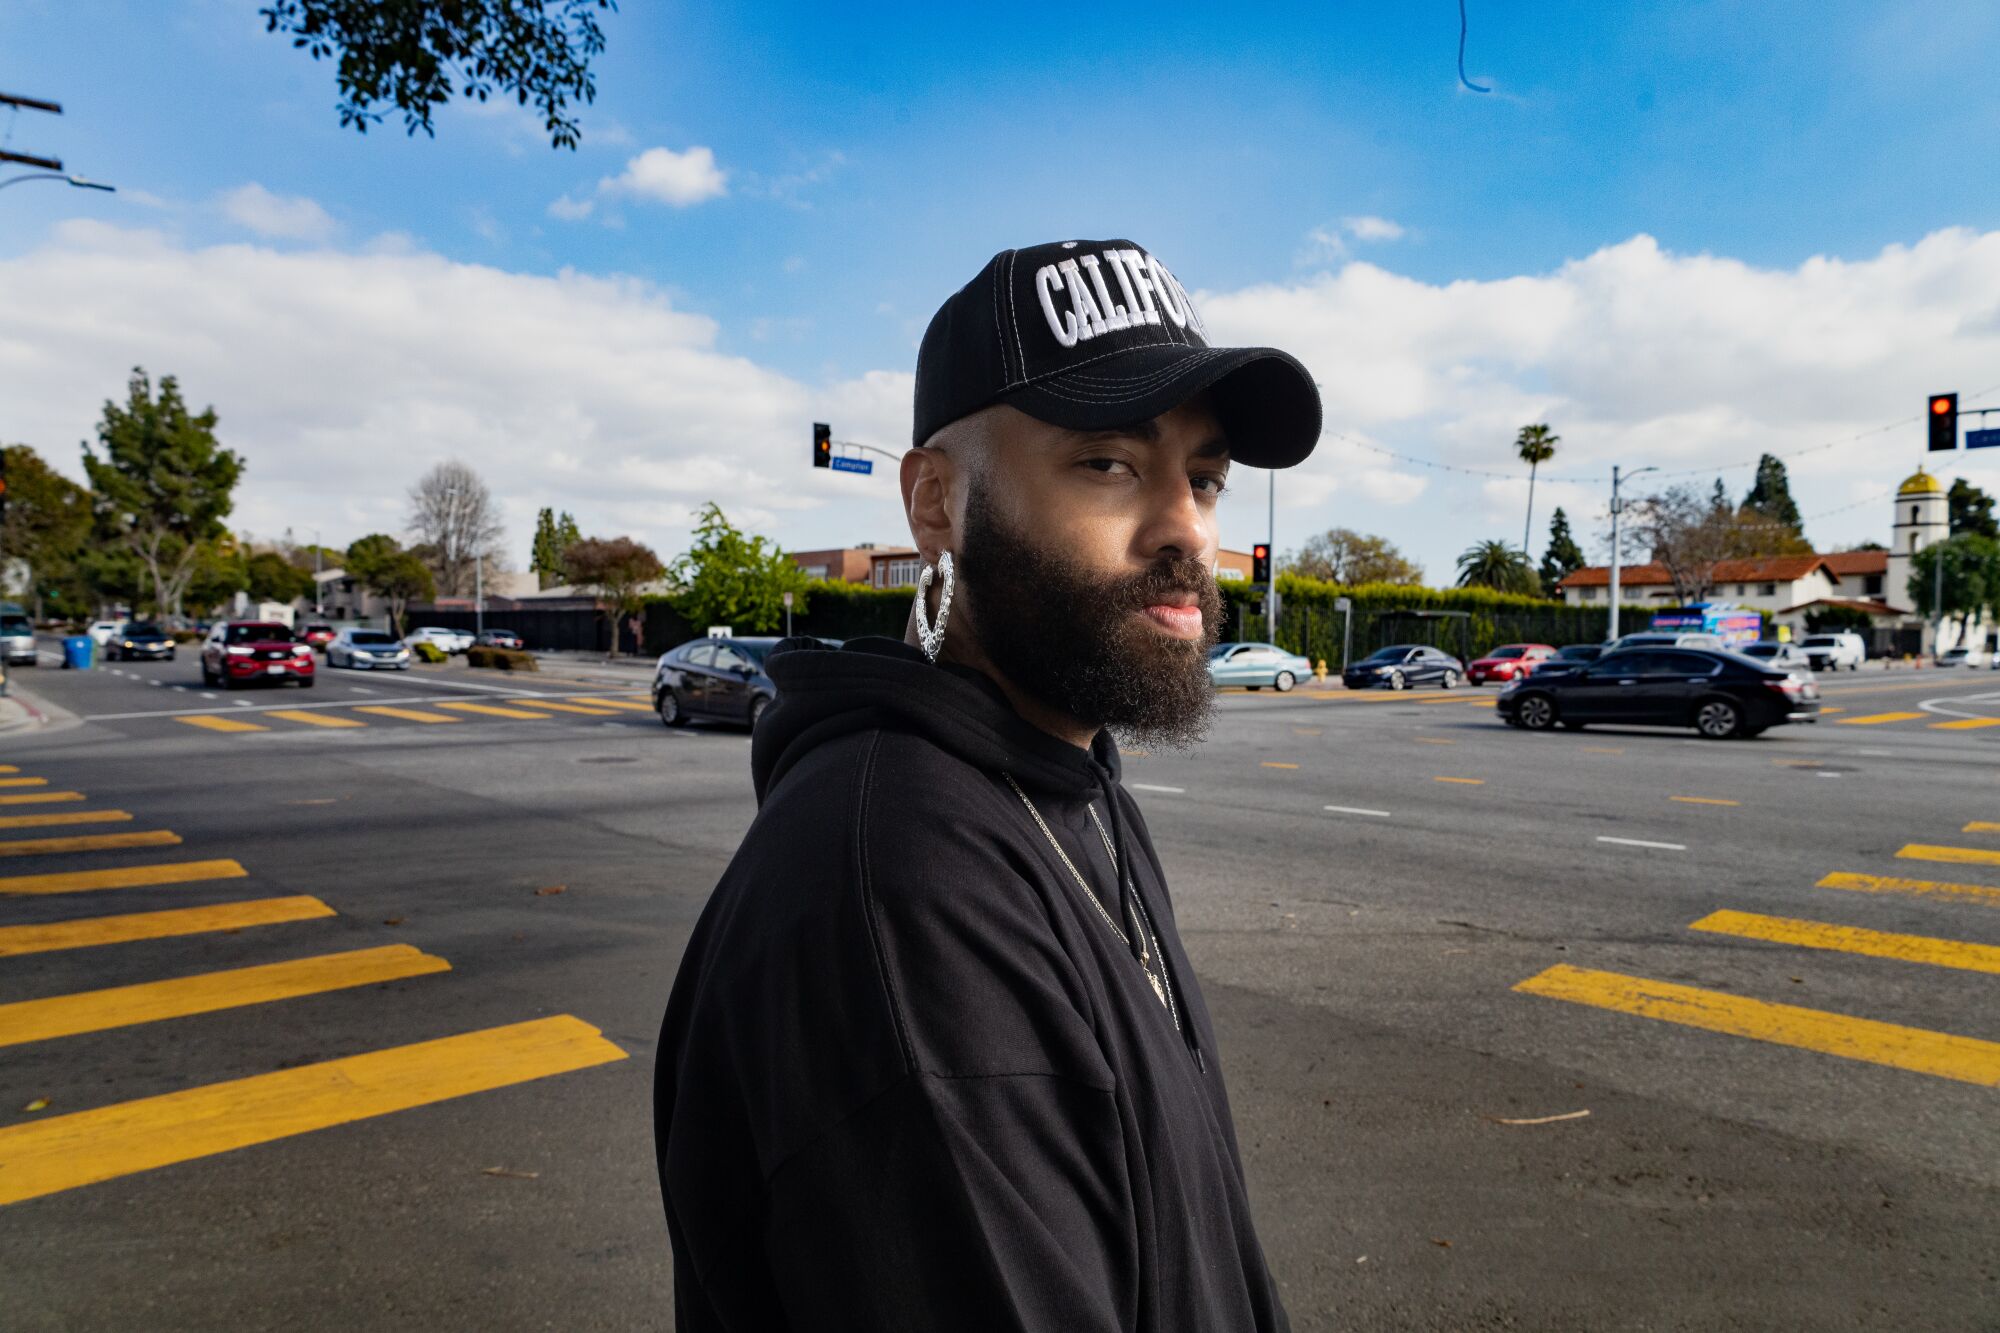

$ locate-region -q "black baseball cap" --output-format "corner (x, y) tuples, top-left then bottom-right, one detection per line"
(913, 238), (1321, 468)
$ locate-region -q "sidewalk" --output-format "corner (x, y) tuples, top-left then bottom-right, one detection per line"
(0, 690), (47, 734)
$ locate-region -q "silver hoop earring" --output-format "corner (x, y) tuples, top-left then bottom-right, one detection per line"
(913, 551), (955, 663)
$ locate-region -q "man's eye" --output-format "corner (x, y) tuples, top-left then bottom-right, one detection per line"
(1193, 475), (1229, 498)
(1082, 458), (1134, 476)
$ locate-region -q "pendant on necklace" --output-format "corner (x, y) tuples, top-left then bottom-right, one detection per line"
(1147, 971), (1167, 1008)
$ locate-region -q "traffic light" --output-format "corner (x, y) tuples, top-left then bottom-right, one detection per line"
(812, 422), (832, 468)
(1929, 393), (1958, 452)
(1252, 543), (1270, 583)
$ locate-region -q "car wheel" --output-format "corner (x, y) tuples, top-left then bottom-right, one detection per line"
(1695, 697), (1743, 739)
(1516, 692), (1557, 730)
(656, 688), (686, 727)
(748, 695), (769, 730)
(298, 677), (315, 689)
(1246, 685), (1262, 691)
(1387, 670), (1407, 691)
(1440, 669), (1461, 690)
(1274, 671), (1296, 693)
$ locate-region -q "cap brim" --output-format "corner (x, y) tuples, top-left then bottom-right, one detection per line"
(1001, 343), (1321, 469)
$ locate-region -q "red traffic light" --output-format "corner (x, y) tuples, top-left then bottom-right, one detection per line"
(1932, 396), (1953, 416)
(1253, 544), (1268, 557)
(812, 421), (832, 468)
(1929, 393), (1958, 451)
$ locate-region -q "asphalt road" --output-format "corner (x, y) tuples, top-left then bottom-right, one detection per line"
(3, 650), (1997, 1330)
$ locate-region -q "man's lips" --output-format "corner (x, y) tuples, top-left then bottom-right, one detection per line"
(1139, 603), (1205, 638)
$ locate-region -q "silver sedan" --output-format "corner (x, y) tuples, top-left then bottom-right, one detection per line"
(327, 628), (413, 671)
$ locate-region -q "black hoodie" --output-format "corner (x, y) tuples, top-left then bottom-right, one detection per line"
(655, 638), (1289, 1331)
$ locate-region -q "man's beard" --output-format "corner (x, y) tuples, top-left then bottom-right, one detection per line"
(957, 485), (1223, 748)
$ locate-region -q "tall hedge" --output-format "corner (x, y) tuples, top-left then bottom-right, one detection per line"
(1222, 575), (1650, 667)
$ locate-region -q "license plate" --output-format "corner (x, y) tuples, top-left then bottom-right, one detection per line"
(266, 664), (286, 674)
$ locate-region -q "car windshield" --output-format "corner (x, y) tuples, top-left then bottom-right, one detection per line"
(1488, 646), (1525, 659)
(225, 623), (294, 644)
(0, 616), (29, 634)
(1740, 644), (1778, 656)
(1801, 637), (1838, 647)
(127, 623), (163, 636)
(1361, 646), (1417, 663)
(349, 631), (397, 645)
(1559, 646), (1597, 658)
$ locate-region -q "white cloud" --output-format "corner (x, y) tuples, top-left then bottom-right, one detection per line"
(1342, 215), (1405, 242)
(216, 184), (336, 242)
(1203, 228), (2000, 572)
(599, 145), (728, 208)
(0, 221), (911, 565)
(546, 194), (595, 222)
(1296, 226), (1346, 267)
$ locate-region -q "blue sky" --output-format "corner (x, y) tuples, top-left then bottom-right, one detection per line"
(4, 1), (1998, 577)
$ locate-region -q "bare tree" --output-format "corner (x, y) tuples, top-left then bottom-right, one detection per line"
(406, 460), (505, 597)
(1624, 484), (1759, 605)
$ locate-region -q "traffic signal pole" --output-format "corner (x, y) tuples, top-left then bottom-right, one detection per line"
(1265, 470), (1276, 644)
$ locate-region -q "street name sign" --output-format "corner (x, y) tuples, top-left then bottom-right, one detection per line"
(831, 456), (873, 475)
(1967, 428), (2000, 449)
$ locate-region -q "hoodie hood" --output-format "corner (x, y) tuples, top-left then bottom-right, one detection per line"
(754, 637), (1120, 806)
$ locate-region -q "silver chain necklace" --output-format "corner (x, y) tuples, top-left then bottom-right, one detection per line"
(1002, 773), (1179, 1029)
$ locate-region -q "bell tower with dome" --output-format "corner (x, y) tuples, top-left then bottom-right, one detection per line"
(1884, 467), (1949, 614)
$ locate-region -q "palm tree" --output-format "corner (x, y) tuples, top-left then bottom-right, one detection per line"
(1456, 539), (1541, 595)
(1514, 423), (1561, 555)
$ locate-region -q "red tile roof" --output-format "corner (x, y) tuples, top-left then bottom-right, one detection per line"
(1820, 550), (1889, 576)
(1559, 555), (1839, 589)
(1778, 596), (1900, 618)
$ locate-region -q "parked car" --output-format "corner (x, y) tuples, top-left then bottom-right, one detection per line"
(327, 628), (412, 671)
(201, 621), (315, 689)
(109, 621), (176, 661)
(405, 626), (474, 654)
(1738, 640), (1811, 672)
(1798, 632), (1865, 672)
(1937, 647), (1971, 668)
(1532, 643), (1604, 674)
(1207, 641), (1314, 692)
(654, 636), (784, 729)
(1466, 642), (1556, 685)
(0, 612), (36, 666)
(1497, 647), (1818, 739)
(1611, 631), (1726, 651)
(474, 629), (525, 650)
(1342, 644), (1465, 691)
(87, 619), (125, 647)
(299, 623), (338, 651)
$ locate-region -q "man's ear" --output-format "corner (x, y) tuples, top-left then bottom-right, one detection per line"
(901, 444), (959, 563)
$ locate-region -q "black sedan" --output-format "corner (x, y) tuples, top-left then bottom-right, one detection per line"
(654, 636), (784, 729)
(109, 622), (176, 661)
(1342, 644), (1465, 691)
(1497, 647), (1818, 739)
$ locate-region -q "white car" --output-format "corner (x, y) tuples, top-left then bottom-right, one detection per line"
(1798, 632), (1866, 672)
(405, 626), (473, 654)
(87, 619), (126, 647)
(328, 628), (413, 670)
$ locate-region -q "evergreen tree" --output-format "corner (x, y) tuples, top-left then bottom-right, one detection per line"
(530, 507), (561, 588)
(1948, 477), (1998, 540)
(1743, 454), (1804, 532)
(1537, 507), (1586, 590)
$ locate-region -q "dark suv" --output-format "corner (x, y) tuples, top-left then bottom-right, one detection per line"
(1498, 647), (1818, 739)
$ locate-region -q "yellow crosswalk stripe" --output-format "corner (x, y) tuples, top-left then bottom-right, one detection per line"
(516, 699), (622, 715)
(1965, 821), (2000, 834)
(1931, 718), (2000, 731)
(266, 710), (365, 729)
(0, 896), (335, 958)
(1817, 871), (2000, 907)
(1515, 964), (2000, 1085)
(0, 810), (133, 830)
(1434, 776), (1484, 785)
(0, 765), (16, 773)
(1897, 843), (2000, 868)
(0, 830), (180, 859)
(566, 696), (655, 712)
(176, 715), (268, 733)
(436, 701), (552, 720)
(1835, 711), (1928, 726)
(1671, 796), (1740, 806)
(0, 777), (49, 788)
(354, 705), (460, 724)
(0, 791), (84, 805)
(1689, 909), (2000, 975)
(0, 858), (248, 897)
(1260, 761), (1299, 770)
(0, 1015), (625, 1207)
(0, 944), (449, 1049)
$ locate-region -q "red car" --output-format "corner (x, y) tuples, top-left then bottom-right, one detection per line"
(200, 620), (316, 689)
(1466, 642), (1556, 685)
(299, 623), (337, 651)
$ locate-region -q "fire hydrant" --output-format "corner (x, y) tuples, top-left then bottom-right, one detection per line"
(1315, 658), (1329, 682)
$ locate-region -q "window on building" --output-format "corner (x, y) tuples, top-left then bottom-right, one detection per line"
(1759, 582), (1776, 596)
(1216, 568), (1244, 581)
(800, 564), (829, 580)
(1911, 505), (1919, 525)
(1864, 574), (1883, 595)
(1910, 533), (1919, 552)
(877, 558), (922, 588)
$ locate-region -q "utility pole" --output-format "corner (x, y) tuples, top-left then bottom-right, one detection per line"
(313, 530), (323, 617)
(1265, 469), (1277, 643)
(1607, 464), (1659, 643)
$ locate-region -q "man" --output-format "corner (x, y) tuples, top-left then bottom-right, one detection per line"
(656, 239), (1321, 1330)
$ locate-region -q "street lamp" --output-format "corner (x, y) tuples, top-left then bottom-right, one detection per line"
(0, 173), (115, 193)
(1607, 464), (1659, 643)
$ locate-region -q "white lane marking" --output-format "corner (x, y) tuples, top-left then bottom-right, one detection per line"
(148, 680), (163, 687)
(1325, 805), (1392, 818)
(1596, 835), (1687, 851)
(200, 693), (217, 700)
(348, 687), (379, 695)
(1131, 783), (1186, 794)
(1816, 771), (1844, 778)
(1915, 689), (2000, 720)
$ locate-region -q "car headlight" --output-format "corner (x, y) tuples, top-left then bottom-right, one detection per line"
(226, 646), (252, 657)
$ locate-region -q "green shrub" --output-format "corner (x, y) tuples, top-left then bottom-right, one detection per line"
(412, 640), (448, 664)
(467, 646), (537, 671)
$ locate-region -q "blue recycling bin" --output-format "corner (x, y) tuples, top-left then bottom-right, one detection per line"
(63, 635), (95, 670)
